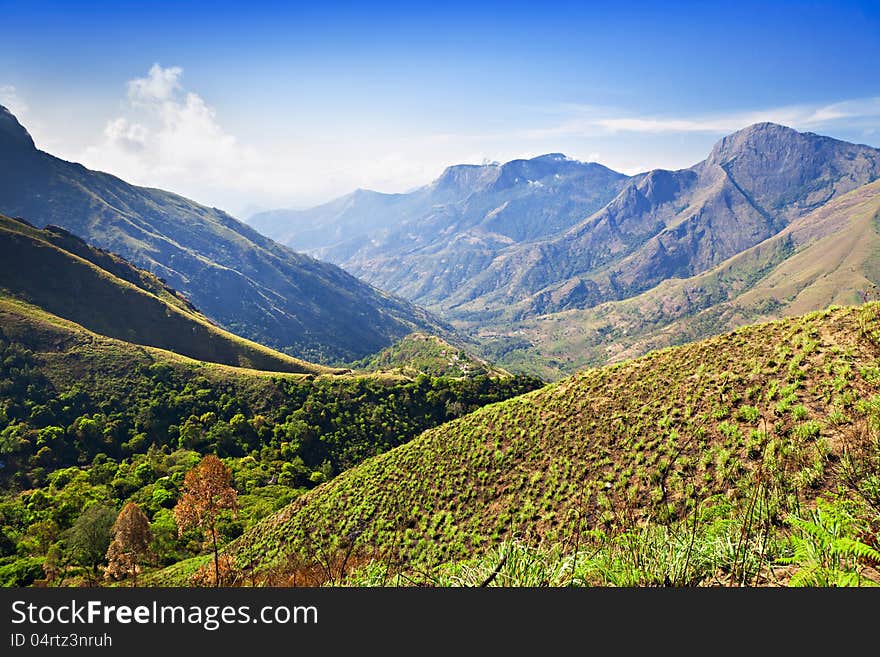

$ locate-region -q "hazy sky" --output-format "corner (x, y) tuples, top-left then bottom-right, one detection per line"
(1, 0), (879, 217)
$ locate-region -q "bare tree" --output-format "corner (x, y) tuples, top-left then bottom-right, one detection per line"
(105, 502), (153, 586)
(173, 454), (238, 587)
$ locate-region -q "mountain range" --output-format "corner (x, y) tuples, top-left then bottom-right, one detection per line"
(3, 99), (880, 588)
(249, 153), (630, 308)
(252, 123), (880, 377)
(502, 178), (880, 376)
(0, 105), (450, 364)
(0, 214), (335, 375)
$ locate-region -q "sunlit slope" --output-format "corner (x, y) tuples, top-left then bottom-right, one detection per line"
(0, 215), (335, 375)
(228, 302), (880, 576)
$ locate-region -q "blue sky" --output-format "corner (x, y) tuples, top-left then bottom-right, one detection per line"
(1, 0), (878, 215)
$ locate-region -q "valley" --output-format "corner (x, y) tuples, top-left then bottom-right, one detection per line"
(1, 105), (878, 588)
(0, 106), (451, 364)
(254, 123), (880, 378)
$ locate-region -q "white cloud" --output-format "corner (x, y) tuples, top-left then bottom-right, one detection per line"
(82, 64), (261, 209)
(73, 67), (880, 215)
(81, 64), (457, 213)
(80, 64), (540, 213)
(127, 64), (182, 103)
(0, 85), (28, 117)
(534, 97), (880, 137)
(103, 117), (148, 152)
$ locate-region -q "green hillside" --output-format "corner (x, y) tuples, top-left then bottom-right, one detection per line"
(0, 215), (332, 375)
(0, 292), (541, 586)
(350, 332), (510, 378)
(223, 302), (880, 586)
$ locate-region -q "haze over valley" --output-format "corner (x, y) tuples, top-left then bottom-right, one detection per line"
(2, 1), (879, 590)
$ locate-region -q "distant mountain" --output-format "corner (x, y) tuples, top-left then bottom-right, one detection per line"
(255, 125), (880, 322)
(474, 123), (880, 319)
(0, 105), (451, 363)
(0, 214), (335, 375)
(249, 153), (629, 306)
(253, 123), (880, 377)
(493, 179), (880, 378)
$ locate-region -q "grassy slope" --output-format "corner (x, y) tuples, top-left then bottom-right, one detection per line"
(0, 295), (323, 399)
(0, 215), (334, 375)
(350, 332), (510, 378)
(491, 180), (880, 379)
(225, 302), (880, 579)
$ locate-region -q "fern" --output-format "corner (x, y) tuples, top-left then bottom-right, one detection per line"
(780, 498), (879, 587)
(836, 536), (880, 563)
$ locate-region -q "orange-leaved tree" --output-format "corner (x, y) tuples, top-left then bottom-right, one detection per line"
(104, 502), (153, 586)
(173, 454), (238, 587)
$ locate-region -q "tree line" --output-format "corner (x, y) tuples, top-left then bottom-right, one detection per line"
(0, 335), (543, 585)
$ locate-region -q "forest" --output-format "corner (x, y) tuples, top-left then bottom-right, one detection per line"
(0, 333), (542, 585)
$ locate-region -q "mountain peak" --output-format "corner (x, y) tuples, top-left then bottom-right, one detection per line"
(531, 153), (570, 162)
(707, 122), (805, 164)
(435, 162), (500, 191)
(0, 105), (35, 150)
(737, 121), (794, 133)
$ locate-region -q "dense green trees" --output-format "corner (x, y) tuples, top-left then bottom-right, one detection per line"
(66, 504), (115, 584)
(0, 334), (542, 585)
